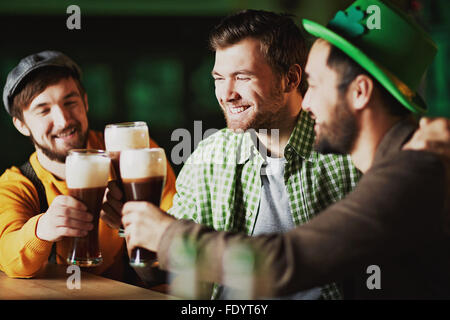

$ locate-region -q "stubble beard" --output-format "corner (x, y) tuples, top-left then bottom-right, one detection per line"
(29, 123), (89, 163)
(223, 83), (286, 133)
(314, 95), (358, 155)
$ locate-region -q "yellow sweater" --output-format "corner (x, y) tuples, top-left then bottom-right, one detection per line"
(0, 130), (176, 280)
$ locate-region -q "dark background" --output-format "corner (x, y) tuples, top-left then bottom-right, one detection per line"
(0, 0), (448, 175)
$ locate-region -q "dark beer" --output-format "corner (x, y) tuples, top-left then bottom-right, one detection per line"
(104, 122), (149, 237)
(66, 150), (110, 267)
(120, 148), (166, 268)
(108, 151), (121, 184)
(123, 176), (164, 205)
(67, 186), (106, 266)
(123, 176), (164, 266)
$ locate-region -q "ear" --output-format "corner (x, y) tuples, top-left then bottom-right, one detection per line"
(348, 74), (373, 111)
(12, 117), (31, 137)
(284, 64), (302, 93)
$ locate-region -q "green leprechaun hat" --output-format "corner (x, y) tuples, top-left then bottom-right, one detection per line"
(302, 0), (437, 114)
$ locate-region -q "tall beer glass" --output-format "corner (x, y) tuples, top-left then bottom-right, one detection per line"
(120, 148), (166, 267)
(104, 121), (149, 236)
(66, 149), (110, 267)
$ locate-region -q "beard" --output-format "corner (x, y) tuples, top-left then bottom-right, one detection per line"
(29, 123), (89, 163)
(223, 82), (286, 132)
(314, 96), (358, 155)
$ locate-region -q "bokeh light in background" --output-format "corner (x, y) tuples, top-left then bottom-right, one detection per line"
(0, 0), (448, 174)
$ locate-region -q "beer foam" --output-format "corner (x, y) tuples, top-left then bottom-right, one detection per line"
(66, 154), (111, 189)
(120, 148), (167, 179)
(104, 126), (149, 151)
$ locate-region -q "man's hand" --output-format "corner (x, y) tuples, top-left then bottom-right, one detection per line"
(403, 117), (450, 159)
(36, 195), (93, 242)
(404, 117), (450, 233)
(100, 180), (123, 229)
(122, 201), (175, 253)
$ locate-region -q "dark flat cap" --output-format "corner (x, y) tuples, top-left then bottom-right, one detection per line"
(2, 50), (82, 115)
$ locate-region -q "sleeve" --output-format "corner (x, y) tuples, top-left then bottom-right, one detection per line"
(160, 160), (176, 212)
(157, 151), (446, 296)
(0, 170), (53, 278)
(166, 159), (200, 221)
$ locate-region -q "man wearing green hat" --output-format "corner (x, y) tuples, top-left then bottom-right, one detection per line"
(121, 0), (450, 298)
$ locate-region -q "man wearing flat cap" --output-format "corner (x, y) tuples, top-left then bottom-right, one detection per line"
(0, 51), (176, 283)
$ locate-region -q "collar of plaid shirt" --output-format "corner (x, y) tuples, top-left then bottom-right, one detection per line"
(235, 110), (318, 165)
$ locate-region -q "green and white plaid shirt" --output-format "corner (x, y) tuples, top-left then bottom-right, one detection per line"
(168, 110), (361, 299)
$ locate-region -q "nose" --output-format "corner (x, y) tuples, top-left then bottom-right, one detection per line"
(51, 104), (71, 129)
(217, 79), (240, 103)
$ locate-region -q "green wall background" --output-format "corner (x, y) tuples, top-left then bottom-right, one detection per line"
(0, 0), (448, 174)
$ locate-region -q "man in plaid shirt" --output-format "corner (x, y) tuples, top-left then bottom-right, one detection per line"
(166, 10), (360, 299)
(105, 9), (360, 299)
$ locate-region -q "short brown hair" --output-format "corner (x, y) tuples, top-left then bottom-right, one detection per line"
(10, 66), (85, 121)
(209, 9), (308, 95)
(325, 41), (410, 117)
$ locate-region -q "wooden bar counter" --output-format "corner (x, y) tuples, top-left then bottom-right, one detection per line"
(0, 263), (175, 300)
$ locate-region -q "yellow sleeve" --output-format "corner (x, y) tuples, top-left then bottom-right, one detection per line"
(0, 168), (53, 278)
(161, 159), (177, 212)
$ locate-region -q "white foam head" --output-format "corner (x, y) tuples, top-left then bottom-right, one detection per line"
(120, 148), (167, 180)
(66, 150), (111, 188)
(104, 122), (149, 151)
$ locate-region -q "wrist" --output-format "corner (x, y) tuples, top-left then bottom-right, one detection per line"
(25, 214), (53, 252)
(35, 213), (49, 242)
(155, 214), (176, 251)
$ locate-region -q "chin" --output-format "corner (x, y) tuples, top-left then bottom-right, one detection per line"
(225, 117), (254, 132)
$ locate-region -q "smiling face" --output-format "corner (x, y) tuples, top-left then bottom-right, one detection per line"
(13, 77), (89, 163)
(212, 38), (288, 131)
(302, 40), (358, 154)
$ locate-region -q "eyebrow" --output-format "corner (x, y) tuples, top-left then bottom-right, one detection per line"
(63, 91), (80, 99)
(32, 91), (81, 109)
(211, 70), (256, 77)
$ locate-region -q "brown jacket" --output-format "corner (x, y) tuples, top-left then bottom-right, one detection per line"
(158, 119), (450, 299)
